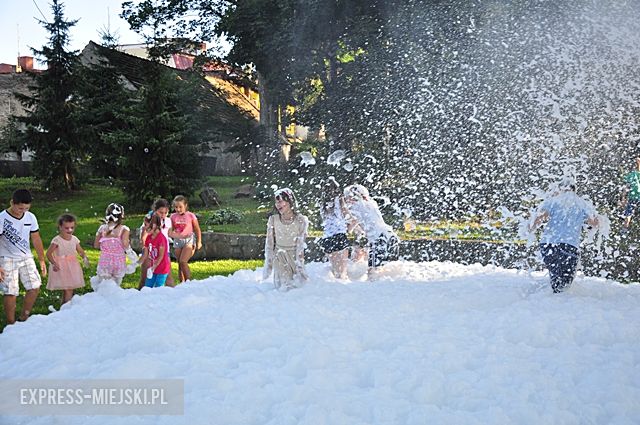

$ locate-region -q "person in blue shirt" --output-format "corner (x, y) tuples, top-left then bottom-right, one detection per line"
(620, 157), (640, 232)
(529, 178), (600, 293)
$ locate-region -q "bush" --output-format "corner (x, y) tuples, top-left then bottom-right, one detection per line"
(206, 208), (245, 225)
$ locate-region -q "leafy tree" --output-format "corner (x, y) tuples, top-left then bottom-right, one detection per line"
(0, 119), (27, 158)
(15, 0), (85, 191)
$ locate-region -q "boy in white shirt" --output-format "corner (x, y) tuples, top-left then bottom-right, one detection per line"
(0, 189), (47, 324)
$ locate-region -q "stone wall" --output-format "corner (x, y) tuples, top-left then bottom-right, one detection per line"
(0, 160), (32, 178)
(131, 231), (634, 281)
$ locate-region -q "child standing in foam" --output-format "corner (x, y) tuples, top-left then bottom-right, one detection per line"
(46, 214), (89, 304)
(139, 199), (173, 289)
(170, 195), (202, 282)
(529, 177), (602, 293)
(319, 178), (350, 279)
(92, 203), (134, 289)
(138, 213), (171, 288)
(343, 184), (399, 279)
(0, 189), (47, 324)
(263, 188), (309, 291)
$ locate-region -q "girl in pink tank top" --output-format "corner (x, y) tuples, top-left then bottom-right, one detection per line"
(92, 203), (133, 289)
(169, 195), (202, 282)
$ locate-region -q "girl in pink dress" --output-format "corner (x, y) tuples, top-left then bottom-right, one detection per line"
(46, 214), (90, 304)
(92, 203), (132, 289)
(169, 195), (202, 282)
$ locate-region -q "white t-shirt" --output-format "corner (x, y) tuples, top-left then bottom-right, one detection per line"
(321, 197), (348, 238)
(346, 199), (395, 241)
(0, 210), (39, 259)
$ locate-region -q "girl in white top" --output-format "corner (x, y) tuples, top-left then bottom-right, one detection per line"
(343, 184), (399, 279)
(319, 178), (350, 279)
(263, 188), (309, 291)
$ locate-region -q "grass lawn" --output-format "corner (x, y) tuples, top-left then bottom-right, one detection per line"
(0, 176), (265, 332)
(0, 176), (520, 331)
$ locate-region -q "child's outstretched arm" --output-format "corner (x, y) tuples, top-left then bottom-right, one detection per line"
(93, 229), (102, 249)
(121, 228), (131, 250)
(262, 216), (275, 280)
(138, 246), (150, 265)
(76, 241), (90, 267)
(528, 210), (549, 232)
(46, 242), (59, 272)
(294, 216), (309, 271)
(31, 231), (47, 277)
(140, 227), (149, 247)
(193, 215), (202, 251)
(587, 214), (600, 228)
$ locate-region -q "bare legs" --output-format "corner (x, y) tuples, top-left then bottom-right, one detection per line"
(4, 288), (40, 324)
(329, 249), (349, 279)
(175, 245), (195, 282)
(61, 289), (74, 305)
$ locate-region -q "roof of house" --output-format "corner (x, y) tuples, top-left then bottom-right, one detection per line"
(80, 41), (257, 146)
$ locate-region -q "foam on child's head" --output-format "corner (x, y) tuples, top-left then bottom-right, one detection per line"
(274, 188), (297, 210)
(105, 203), (124, 223)
(558, 177), (576, 192)
(344, 184), (369, 201)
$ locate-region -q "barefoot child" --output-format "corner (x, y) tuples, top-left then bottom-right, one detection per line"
(139, 213), (171, 288)
(343, 184), (399, 279)
(139, 199), (174, 289)
(319, 178), (350, 279)
(46, 214), (89, 304)
(0, 189), (47, 324)
(263, 188), (309, 291)
(170, 195), (201, 282)
(92, 203), (132, 289)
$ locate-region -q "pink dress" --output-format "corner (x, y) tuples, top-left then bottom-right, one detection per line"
(96, 224), (128, 279)
(46, 235), (85, 290)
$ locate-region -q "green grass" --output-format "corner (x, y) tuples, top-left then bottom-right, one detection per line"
(199, 176), (270, 234)
(0, 176), (266, 332)
(398, 220), (520, 242)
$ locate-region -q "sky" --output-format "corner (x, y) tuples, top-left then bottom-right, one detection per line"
(0, 0), (144, 66)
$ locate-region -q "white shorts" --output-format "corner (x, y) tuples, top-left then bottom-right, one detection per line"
(0, 257), (42, 296)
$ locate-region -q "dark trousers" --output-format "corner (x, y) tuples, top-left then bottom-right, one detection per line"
(539, 243), (579, 293)
(368, 234), (400, 268)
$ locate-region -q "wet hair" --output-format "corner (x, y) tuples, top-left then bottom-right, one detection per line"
(57, 213), (77, 227)
(321, 178), (341, 215)
(274, 188), (298, 212)
(153, 198), (170, 211)
(104, 203), (125, 224)
(12, 189), (33, 205)
(343, 184), (370, 201)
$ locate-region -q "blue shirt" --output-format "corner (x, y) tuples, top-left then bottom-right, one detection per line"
(539, 192), (595, 248)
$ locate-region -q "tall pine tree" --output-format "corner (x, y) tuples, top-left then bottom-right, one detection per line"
(16, 0), (85, 191)
(104, 63), (201, 207)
